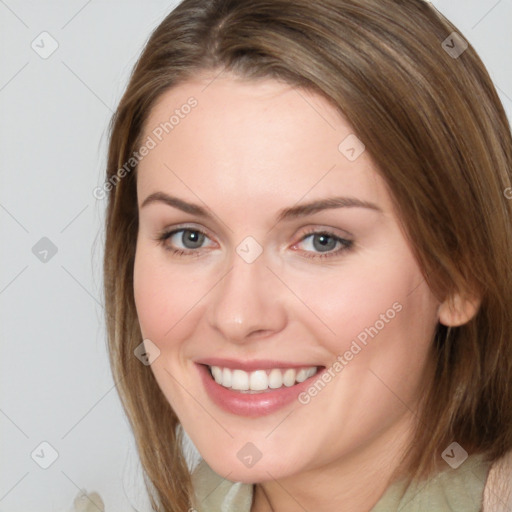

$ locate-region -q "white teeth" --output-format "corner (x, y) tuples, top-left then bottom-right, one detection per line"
(208, 365), (319, 392)
(268, 368), (283, 389)
(282, 368), (296, 387)
(222, 367), (232, 388)
(231, 369), (249, 390)
(211, 366), (223, 384)
(295, 368), (309, 382)
(249, 370), (269, 391)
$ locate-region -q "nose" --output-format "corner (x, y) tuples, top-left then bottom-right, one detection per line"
(207, 252), (287, 343)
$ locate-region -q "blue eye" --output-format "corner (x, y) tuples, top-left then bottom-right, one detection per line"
(295, 230), (353, 259)
(156, 227), (353, 260)
(174, 229), (206, 249)
(157, 228), (213, 256)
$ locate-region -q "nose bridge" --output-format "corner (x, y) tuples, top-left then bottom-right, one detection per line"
(207, 249), (286, 341)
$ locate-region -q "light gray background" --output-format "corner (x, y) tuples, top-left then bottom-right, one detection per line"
(1, 1), (511, 511)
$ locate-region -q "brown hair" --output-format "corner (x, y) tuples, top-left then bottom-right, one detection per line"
(102, 0), (512, 510)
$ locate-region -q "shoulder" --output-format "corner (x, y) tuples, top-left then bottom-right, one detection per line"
(483, 450), (512, 511)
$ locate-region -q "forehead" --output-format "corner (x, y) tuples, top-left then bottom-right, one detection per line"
(137, 74), (392, 214)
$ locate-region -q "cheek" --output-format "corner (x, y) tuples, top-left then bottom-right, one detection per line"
(133, 244), (214, 350)
(133, 246), (205, 346)
(288, 256), (438, 359)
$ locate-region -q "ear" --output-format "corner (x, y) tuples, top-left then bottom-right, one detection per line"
(438, 292), (481, 327)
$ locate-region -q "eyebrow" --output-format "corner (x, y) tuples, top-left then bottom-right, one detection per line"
(140, 191), (382, 222)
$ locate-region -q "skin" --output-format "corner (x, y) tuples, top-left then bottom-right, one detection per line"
(133, 71), (477, 511)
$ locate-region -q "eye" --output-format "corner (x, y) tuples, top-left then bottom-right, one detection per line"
(155, 226), (353, 260)
(156, 227), (215, 256)
(293, 229), (353, 259)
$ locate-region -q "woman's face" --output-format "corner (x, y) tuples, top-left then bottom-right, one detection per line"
(133, 72), (441, 483)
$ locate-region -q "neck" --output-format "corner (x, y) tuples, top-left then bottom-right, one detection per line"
(250, 410), (417, 512)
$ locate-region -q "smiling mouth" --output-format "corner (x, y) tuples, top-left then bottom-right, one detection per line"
(206, 365), (322, 393)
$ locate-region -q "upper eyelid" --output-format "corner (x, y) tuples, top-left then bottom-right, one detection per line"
(160, 223), (351, 236)
(162, 223), (214, 239)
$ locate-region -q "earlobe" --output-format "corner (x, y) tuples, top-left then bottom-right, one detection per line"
(438, 292), (481, 327)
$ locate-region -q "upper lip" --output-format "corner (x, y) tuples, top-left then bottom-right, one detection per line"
(195, 357), (323, 372)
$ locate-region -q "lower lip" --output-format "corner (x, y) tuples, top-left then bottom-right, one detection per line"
(196, 363), (324, 417)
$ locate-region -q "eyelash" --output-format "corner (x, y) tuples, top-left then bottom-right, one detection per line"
(155, 226), (353, 260)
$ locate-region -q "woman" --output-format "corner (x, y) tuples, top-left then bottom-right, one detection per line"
(102, 0), (512, 510)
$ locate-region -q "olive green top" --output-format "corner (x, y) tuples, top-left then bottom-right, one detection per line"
(191, 453), (490, 511)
